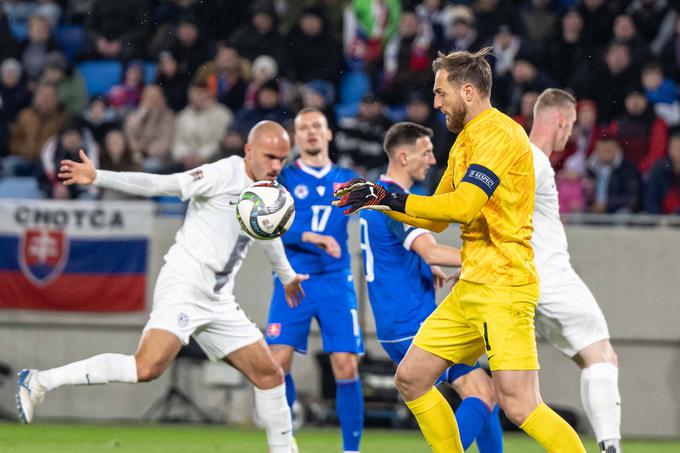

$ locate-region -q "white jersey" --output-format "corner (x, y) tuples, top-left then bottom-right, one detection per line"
(95, 156), (296, 300)
(530, 143), (574, 285)
(165, 156), (257, 297)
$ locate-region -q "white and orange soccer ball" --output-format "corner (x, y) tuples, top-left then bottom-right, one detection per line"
(236, 180), (295, 240)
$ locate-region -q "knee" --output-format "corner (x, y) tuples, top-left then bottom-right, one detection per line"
(395, 363), (425, 401)
(252, 362), (285, 390)
(331, 355), (358, 381)
(496, 394), (537, 427)
(134, 356), (167, 382)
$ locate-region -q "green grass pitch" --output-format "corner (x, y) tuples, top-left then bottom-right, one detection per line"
(2, 423), (680, 453)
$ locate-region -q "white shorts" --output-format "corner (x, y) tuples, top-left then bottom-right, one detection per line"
(535, 271), (610, 358)
(143, 266), (262, 361)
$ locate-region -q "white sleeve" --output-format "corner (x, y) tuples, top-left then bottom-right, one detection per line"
(259, 238), (297, 285)
(94, 169), (181, 197)
(176, 157), (242, 201)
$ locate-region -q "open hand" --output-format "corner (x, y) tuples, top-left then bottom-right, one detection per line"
(58, 150), (96, 186)
(284, 274), (309, 308)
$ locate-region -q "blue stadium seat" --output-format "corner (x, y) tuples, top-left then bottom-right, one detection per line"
(55, 24), (85, 63)
(335, 102), (360, 120)
(9, 21), (28, 42)
(76, 60), (123, 96)
(0, 177), (44, 199)
(144, 62), (157, 85)
(339, 71), (370, 104)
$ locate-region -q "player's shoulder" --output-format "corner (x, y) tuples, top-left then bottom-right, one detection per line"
(376, 177), (406, 194)
(330, 164), (357, 180)
(210, 155), (245, 171)
(476, 108), (526, 139)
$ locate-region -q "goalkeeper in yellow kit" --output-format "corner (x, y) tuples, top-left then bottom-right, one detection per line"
(334, 47), (585, 453)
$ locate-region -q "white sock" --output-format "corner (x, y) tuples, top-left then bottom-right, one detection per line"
(580, 362), (621, 443)
(254, 383), (293, 453)
(36, 353), (138, 391)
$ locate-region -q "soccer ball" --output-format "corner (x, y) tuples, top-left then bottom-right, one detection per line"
(236, 180), (295, 240)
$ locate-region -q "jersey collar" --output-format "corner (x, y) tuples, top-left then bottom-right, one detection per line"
(378, 175), (409, 193)
(296, 159), (332, 179)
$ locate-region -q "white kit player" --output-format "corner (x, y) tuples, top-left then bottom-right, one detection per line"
(16, 121), (307, 453)
(529, 89), (622, 453)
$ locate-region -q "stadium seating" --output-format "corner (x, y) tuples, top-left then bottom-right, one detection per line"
(339, 70), (370, 105)
(335, 70), (371, 119)
(9, 20), (28, 42)
(54, 24), (85, 63)
(76, 60), (123, 97)
(0, 177), (44, 199)
(144, 62), (157, 85)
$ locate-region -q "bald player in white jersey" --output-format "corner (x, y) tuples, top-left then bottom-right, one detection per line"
(16, 121), (307, 453)
(529, 89), (622, 453)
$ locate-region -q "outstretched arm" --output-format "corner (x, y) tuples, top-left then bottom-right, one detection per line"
(59, 149), (182, 197)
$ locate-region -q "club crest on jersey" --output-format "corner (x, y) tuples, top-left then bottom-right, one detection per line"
(18, 228), (69, 287)
(189, 169), (204, 181)
(267, 323), (281, 339)
(294, 184), (308, 199)
(177, 312), (190, 328)
(316, 186), (326, 197)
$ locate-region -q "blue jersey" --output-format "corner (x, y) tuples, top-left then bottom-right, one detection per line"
(360, 178), (437, 342)
(278, 159), (357, 275)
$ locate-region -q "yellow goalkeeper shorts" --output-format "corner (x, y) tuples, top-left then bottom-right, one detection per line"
(413, 279), (540, 371)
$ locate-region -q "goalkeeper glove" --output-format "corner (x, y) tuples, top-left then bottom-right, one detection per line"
(332, 179), (408, 215)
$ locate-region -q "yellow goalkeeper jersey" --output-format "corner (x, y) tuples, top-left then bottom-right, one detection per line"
(436, 107), (537, 286)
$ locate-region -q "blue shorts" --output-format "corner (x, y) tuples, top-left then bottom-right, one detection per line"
(380, 336), (479, 384)
(266, 269), (364, 354)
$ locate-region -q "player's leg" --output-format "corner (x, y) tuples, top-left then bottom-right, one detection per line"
(266, 276), (315, 422)
(270, 345), (296, 413)
(397, 283), (494, 453)
(448, 365), (502, 452)
(575, 340), (621, 453)
(383, 336), (502, 452)
(537, 276), (621, 453)
(480, 281), (584, 452)
(316, 270), (364, 453)
(330, 352), (363, 453)
(224, 339), (293, 453)
(17, 328), (180, 424)
(196, 296), (294, 453)
(395, 345), (463, 453)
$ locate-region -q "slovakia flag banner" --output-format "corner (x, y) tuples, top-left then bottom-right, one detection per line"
(0, 200), (153, 312)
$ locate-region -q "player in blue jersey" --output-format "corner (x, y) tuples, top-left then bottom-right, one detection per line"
(360, 122), (503, 452)
(266, 108), (364, 453)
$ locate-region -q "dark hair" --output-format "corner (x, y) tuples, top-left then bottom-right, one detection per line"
(668, 127), (680, 142)
(383, 122), (433, 157)
(190, 78), (209, 89)
(432, 47), (493, 97)
(642, 61), (663, 74)
(100, 129), (138, 172)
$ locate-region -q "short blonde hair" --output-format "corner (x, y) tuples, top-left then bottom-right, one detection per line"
(534, 88), (576, 115)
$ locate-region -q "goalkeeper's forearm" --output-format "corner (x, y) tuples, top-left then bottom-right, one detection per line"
(385, 211), (449, 233)
(404, 183), (488, 225)
(94, 170), (182, 197)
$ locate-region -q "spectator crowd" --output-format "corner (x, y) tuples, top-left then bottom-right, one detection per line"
(1, 0), (680, 215)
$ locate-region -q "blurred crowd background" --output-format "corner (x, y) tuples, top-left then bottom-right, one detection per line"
(1, 0), (680, 215)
